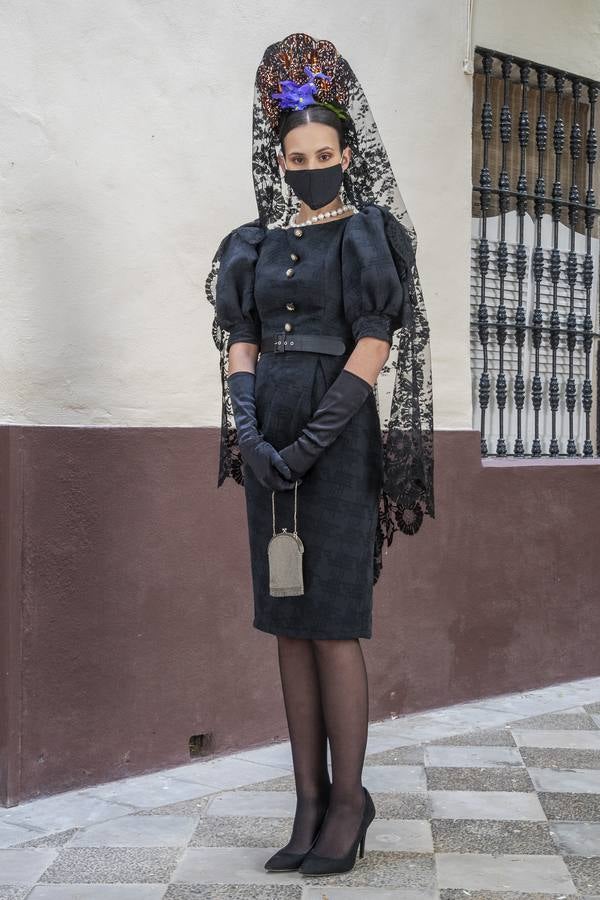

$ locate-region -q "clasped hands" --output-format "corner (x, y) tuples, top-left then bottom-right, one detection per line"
(240, 431), (325, 492)
(241, 431), (302, 492)
(228, 368), (373, 493)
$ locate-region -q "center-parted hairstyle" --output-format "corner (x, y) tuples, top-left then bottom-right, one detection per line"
(205, 32), (435, 584)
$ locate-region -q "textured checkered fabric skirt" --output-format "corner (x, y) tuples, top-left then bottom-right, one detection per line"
(243, 349), (382, 640)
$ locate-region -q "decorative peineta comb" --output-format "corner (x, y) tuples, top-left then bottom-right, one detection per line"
(255, 32), (350, 131)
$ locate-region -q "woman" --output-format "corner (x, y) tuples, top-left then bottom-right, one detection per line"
(205, 33), (435, 878)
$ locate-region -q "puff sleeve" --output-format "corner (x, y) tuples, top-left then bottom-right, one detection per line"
(341, 204), (414, 344)
(215, 223), (265, 350)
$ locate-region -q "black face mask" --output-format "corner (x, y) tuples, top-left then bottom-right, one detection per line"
(284, 161), (344, 211)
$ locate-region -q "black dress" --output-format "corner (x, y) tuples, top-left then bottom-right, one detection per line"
(215, 204), (407, 639)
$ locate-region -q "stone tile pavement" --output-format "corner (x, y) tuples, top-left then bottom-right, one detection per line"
(1, 675), (600, 898)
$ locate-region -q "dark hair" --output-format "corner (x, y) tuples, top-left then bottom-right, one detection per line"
(278, 105), (347, 155)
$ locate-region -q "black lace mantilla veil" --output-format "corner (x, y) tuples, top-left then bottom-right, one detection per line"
(205, 32), (435, 584)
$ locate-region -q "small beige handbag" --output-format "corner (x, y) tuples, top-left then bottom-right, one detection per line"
(268, 481), (304, 596)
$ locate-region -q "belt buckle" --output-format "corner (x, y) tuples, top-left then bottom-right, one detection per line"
(273, 332), (286, 353)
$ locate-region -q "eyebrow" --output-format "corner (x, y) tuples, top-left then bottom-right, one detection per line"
(288, 146), (335, 155)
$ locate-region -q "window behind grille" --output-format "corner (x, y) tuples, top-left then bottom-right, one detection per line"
(471, 48), (600, 457)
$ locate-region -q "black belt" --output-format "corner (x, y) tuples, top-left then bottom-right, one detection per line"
(260, 332), (347, 355)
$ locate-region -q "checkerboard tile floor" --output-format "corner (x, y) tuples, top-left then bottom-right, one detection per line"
(1, 676), (600, 898)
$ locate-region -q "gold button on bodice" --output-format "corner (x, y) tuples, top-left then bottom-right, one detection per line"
(286, 302), (296, 311)
(290, 252), (299, 261)
(293, 228), (303, 237)
(285, 267), (294, 277)
(284, 322), (293, 332)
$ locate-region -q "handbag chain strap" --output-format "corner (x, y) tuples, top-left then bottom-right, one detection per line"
(271, 481), (299, 537)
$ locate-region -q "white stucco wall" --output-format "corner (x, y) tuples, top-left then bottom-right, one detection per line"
(474, 0), (600, 80)
(1, 1), (598, 431)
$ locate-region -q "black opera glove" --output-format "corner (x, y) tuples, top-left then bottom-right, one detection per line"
(227, 371), (296, 491)
(278, 368), (373, 478)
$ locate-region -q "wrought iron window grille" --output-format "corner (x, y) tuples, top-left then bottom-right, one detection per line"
(472, 47), (600, 458)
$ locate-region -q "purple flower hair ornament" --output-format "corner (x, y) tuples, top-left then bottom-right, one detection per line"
(271, 64), (348, 120)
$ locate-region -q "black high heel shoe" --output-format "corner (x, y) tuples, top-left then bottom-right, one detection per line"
(298, 786), (375, 877)
(264, 801), (329, 872)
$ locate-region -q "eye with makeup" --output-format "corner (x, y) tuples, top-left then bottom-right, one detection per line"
(290, 153), (334, 166)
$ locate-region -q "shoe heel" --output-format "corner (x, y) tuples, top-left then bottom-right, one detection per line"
(298, 786), (373, 877)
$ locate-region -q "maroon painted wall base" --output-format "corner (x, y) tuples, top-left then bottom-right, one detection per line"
(1, 425), (599, 806)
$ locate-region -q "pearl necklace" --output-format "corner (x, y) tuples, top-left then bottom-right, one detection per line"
(288, 203), (357, 228)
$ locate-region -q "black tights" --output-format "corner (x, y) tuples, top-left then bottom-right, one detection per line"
(276, 635), (369, 858)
